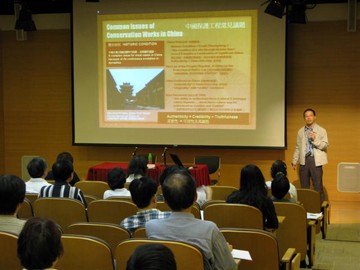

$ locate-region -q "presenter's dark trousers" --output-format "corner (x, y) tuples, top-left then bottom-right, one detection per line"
(300, 155), (325, 203)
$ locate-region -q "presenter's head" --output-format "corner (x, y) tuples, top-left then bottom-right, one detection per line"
(303, 108), (316, 127)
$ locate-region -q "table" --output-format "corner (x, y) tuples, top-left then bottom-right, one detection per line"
(86, 162), (211, 187)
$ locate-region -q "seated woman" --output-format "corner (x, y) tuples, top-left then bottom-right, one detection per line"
(226, 164), (278, 230)
(126, 155), (148, 183)
(266, 160), (298, 201)
(103, 167), (131, 199)
(17, 217), (63, 270)
(271, 172), (297, 203)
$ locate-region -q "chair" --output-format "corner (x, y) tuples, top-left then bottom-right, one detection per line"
(203, 203), (263, 229)
(65, 222), (130, 254)
(84, 194), (98, 204)
(155, 202), (201, 219)
(220, 228), (301, 270)
(132, 227), (147, 238)
(75, 180), (109, 198)
(17, 197), (33, 219)
(33, 197), (87, 230)
(0, 231), (22, 270)
(25, 193), (38, 205)
(87, 199), (137, 224)
(115, 239), (204, 270)
(273, 202), (316, 268)
(106, 196), (133, 202)
(56, 234), (114, 270)
(194, 156), (220, 184)
(296, 188), (330, 239)
(200, 199), (225, 210)
(210, 185), (238, 200)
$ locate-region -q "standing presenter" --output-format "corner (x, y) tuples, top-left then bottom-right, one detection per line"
(292, 108), (328, 203)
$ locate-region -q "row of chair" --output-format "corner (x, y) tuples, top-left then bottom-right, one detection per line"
(0, 227), (301, 270)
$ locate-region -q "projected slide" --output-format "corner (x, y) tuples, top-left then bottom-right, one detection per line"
(99, 13), (256, 129)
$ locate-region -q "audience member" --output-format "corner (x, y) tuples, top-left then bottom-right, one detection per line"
(146, 171), (236, 270)
(126, 243), (177, 270)
(226, 164), (279, 230)
(0, 174), (26, 234)
(39, 159), (87, 207)
(17, 217), (63, 270)
(158, 165), (212, 207)
(26, 157), (52, 194)
(126, 155), (148, 182)
(120, 176), (170, 234)
(271, 172), (297, 203)
(103, 167), (131, 199)
(45, 152), (80, 186)
(266, 160), (298, 201)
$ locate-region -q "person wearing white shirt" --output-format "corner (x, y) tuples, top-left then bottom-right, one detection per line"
(103, 168), (131, 199)
(25, 157), (51, 194)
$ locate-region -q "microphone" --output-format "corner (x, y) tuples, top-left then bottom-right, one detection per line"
(162, 147), (168, 166)
(131, 147), (138, 157)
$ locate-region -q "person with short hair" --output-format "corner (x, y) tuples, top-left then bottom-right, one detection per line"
(126, 155), (148, 183)
(266, 160), (297, 201)
(45, 152), (80, 186)
(292, 108), (328, 203)
(120, 176), (170, 234)
(0, 174), (26, 234)
(146, 172), (236, 270)
(126, 243), (177, 270)
(158, 165), (211, 207)
(26, 157), (52, 194)
(17, 217), (63, 270)
(227, 164), (279, 230)
(103, 167), (131, 199)
(39, 159), (87, 207)
(271, 172), (296, 203)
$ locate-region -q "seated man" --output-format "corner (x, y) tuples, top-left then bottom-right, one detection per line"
(271, 172), (297, 203)
(158, 165), (212, 207)
(17, 217), (63, 270)
(103, 168), (131, 199)
(39, 159), (87, 208)
(146, 171), (236, 270)
(26, 157), (52, 194)
(45, 152), (80, 186)
(0, 174), (26, 234)
(120, 176), (170, 234)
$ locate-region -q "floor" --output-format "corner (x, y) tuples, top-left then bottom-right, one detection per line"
(302, 200), (360, 270)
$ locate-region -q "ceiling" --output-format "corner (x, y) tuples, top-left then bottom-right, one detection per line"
(0, 0), (350, 15)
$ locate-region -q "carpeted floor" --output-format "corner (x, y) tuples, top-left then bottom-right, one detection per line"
(306, 224), (360, 270)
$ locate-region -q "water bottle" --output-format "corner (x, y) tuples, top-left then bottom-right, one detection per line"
(148, 153), (153, 164)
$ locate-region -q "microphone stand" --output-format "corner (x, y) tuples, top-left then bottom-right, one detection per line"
(131, 147), (138, 158)
(162, 147), (168, 166)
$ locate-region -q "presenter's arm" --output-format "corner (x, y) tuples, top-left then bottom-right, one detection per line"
(312, 127), (328, 151)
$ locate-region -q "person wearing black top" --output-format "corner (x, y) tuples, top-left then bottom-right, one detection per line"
(45, 152), (80, 186)
(226, 164), (278, 230)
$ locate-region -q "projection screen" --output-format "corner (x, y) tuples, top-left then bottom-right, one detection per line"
(72, 0), (286, 148)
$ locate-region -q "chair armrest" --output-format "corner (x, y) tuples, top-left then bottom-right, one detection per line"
(307, 220), (317, 267)
(280, 248), (301, 270)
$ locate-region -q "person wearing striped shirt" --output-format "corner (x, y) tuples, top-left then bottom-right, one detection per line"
(38, 159), (87, 208)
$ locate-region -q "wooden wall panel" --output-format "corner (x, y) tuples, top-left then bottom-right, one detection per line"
(0, 32), (4, 172)
(0, 21), (359, 210)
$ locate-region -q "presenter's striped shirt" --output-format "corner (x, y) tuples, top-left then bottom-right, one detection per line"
(38, 182), (87, 208)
